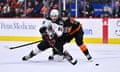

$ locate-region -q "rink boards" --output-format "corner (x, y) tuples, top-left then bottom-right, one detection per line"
(0, 18), (120, 44)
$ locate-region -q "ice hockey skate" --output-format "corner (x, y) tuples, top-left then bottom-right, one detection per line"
(22, 51), (36, 61)
(63, 50), (78, 65)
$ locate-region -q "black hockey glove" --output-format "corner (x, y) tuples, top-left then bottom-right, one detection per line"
(42, 33), (55, 46)
(39, 27), (47, 34)
(48, 39), (55, 46)
(42, 33), (49, 40)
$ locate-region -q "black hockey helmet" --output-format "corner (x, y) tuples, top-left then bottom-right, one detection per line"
(61, 10), (69, 17)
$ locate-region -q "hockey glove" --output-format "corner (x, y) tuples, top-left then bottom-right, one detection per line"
(48, 39), (55, 46)
(39, 27), (47, 34)
(42, 33), (55, 46)
(42, 33), (49, 40)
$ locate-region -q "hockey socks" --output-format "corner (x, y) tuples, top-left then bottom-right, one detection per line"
(22, 47), (41, 61)
(80, 44), (92, 61)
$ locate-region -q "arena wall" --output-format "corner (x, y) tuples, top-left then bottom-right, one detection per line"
(0, 18), (119, 44)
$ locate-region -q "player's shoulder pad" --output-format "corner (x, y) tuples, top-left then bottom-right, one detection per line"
(70, 17), (79, 25)
(74, 20), (80, 25)
(42, 19), (51, 25)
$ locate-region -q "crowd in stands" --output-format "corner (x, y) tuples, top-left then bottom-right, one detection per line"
(0, 0), (120, 18)
(0, 0), (58, 17)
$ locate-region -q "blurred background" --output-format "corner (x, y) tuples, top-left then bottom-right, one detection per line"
(0, 0), (120, 18)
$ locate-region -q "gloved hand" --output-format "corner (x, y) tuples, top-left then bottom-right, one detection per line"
(39, 27), (47, 34)
(48, 40), (55, 46)
(42, 33), (49, 40)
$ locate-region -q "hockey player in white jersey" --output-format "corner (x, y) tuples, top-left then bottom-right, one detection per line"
(22, 19), (63, 61)
(22, 9), (77, 63)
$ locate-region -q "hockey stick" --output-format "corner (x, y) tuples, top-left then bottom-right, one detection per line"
(9, 40), (41, 49)
(52, 46), (77, 65)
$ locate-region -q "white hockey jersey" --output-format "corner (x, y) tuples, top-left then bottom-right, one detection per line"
(40, 19), (64, 39)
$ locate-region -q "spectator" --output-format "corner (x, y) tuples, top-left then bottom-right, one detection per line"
(49, 0), (58, 9)
(14, 8), (20, 17)
(0, 1), (4, 17)
(79, 0), (94, 17)
(112, 0), (120, 17)
(26, 1), (34, 17)
(17, 1), (24, 17)
(40, 0), (49, 17)
(3, 3), (11, 17)
(11, 0), (18, 9)
(10, 0), (19, 17)
(101, 3), (112, 17)
(33, 0), (43, 17)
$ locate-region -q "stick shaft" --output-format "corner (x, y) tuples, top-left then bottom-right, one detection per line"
(10, 40), (41, 49)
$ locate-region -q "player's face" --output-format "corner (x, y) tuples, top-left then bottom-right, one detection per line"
(62, 17), (68, 21)
(51, 16), (58, 22)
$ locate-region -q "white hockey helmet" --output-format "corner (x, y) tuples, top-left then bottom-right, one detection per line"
(50, 9), (59, 17)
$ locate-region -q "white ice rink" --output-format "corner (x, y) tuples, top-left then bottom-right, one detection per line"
(0, 41), (120, 72)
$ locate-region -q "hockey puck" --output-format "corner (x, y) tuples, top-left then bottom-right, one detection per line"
(95, 63), (99, 66)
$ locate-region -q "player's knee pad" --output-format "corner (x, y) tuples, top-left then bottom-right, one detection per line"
(53, 54), (64, 62)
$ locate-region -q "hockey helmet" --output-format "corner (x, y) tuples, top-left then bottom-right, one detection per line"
(61, 10), (69, 17)
(50, 9), (59, 17)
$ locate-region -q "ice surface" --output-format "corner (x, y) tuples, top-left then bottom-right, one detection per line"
(0, 41), (120, 72)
